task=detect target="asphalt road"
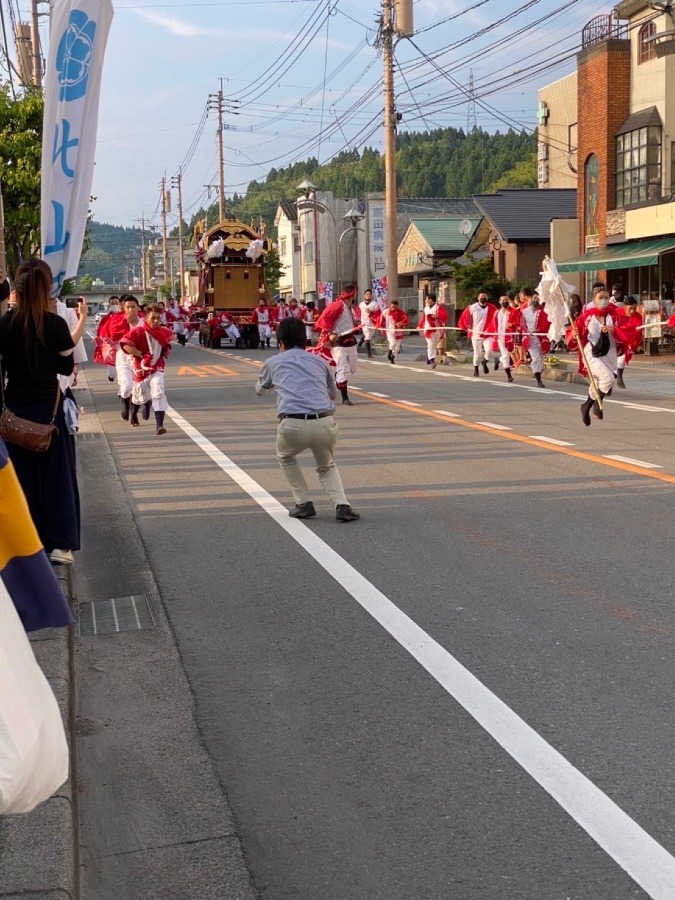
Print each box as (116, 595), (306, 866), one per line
(80, 340), (675, 900)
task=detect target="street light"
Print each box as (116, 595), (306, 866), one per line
(296, 180), (340, 302)
(339, 207), (365, 290)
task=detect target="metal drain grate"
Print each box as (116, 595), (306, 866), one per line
(78, 594), (155, 636)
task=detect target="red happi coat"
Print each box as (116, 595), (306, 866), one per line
(251, 305), (271, 326)
(521, 307), (551, 353)
(315, 297), (360, 338)
(565, 303), (638, 375)
(382, 306), (409, 339)
(457, 302), (498, 340)
(94, 312), (137, 366)
(616, 308), (643, 363)
(419, 303), (449, 338)
(120, 322), (174, 382)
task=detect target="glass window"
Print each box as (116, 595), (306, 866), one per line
(303, 241), (313, 265)
(638, 21), (656, 64)
(615, 123), (662, 207)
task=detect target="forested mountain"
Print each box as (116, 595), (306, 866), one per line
(224, 126), (535, 225)
(78, 221), (156, 285)
(81, 126), (536, 283)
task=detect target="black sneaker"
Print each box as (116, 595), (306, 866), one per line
(289, 502), (316, 519)
(336, 504), (360, 522)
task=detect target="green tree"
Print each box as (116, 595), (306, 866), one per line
(264, 246), (285, 295)
(450, 257), (511, 304)
(0, 86), (43, 274)
(489, 153), (537, 191)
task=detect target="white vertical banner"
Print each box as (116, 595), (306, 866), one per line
(40, 0), (114, 295)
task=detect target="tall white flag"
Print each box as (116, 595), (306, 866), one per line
(40, 0), (114, 295)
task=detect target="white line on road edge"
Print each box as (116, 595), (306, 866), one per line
(167, 403), (675, 900)
(529, 436), (575, 446)
(398, 400), (422, 407)
(432, 410), (460, 417)
(603, 455), (663, 469)
(475, 421), (512, 430)
(369, 391), (389, 398)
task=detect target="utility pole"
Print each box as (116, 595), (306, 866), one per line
(137, 215), (147, 292)
(207, 89), (240, 223)
(379, 0), (413, 307)
(381, 0), (398, 306)
(30, 0), (41, 88)
(171, 169), (185, 299)
(208, 90), (225, 222)
(160, 177), (169, 285)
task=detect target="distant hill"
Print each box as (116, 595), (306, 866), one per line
(81, 126), (536, 282)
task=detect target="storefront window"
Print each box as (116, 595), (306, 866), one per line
(616, 126), (661, 206)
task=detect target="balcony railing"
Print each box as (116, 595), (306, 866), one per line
(582, 14), (628, 49)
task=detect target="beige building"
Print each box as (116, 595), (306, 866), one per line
(536, 73), (578, 189)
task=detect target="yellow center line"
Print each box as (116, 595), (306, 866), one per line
(181, 345), (263, 369)
(365, 393), (675, 486)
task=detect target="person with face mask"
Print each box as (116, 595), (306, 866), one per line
(570, 288), (639, 426)
(457, 290), (498, 376)
(520, 290), (550, 388)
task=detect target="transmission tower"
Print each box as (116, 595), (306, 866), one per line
(466, 70), (477, 132)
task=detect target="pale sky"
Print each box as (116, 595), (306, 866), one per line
(31, 0), (608, 229)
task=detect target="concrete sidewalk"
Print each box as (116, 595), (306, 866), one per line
(0, 369), (259, 900)
(0, 568), (79, 900)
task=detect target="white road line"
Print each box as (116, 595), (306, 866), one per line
(350, 386), (363, 391)
(369, 391), (389, 398)
(475, 421), (512, 430)
(529, 436), (575, 446)
(620, 404), (664, 413)
(603, 455), (663, 469)
(432, 410), (460, 417)
(398, 400), (422, 407)
(167, 403), (675, 900)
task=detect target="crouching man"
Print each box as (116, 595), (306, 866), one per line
(255, 317), (360, 522)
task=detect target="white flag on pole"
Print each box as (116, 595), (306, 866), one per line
(40, 0), (114, 295)
(536, 256), (576, 344)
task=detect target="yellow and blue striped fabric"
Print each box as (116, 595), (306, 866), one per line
(0, 439), (73, 631)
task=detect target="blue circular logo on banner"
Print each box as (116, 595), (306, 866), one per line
(56, 10), (96, 102)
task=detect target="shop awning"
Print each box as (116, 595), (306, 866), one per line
(557, 237), (675, 272)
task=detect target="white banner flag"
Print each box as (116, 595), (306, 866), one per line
(40, 0), (114, 295)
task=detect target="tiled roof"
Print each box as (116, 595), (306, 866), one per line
(472, 189), (577, 242)
(410, 217), (481, 254)
(395, 198), (479, 241)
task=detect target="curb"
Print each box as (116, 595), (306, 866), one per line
(0, 568), (78, 900)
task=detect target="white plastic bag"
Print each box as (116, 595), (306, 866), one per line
(0, 577), (69, 814)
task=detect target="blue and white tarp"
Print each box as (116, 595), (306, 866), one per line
(40, 0), (114, 296)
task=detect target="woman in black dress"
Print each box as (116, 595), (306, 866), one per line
(0, 258), (80, 565)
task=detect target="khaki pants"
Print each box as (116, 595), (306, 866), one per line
(276, 416), (347, 506)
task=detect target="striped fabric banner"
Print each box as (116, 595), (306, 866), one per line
(0, 441), (73, 632)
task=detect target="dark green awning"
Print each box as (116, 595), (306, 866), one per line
(557, 237), (675, 272)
